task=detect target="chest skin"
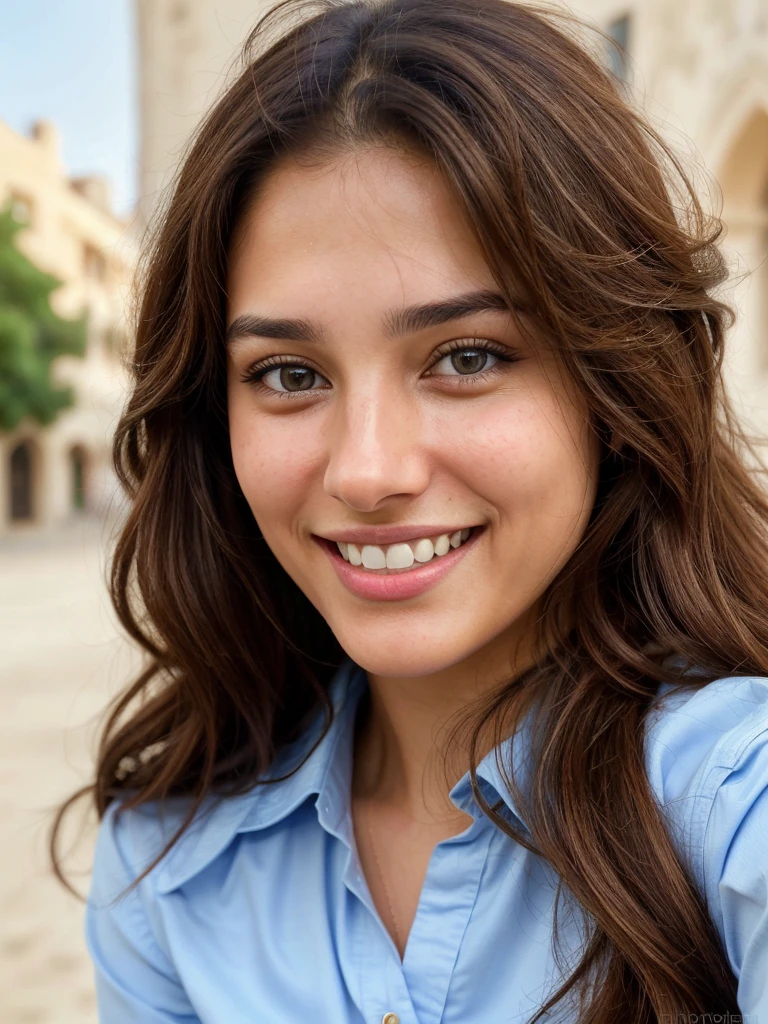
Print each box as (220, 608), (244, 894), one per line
(351, 793), (475, 960)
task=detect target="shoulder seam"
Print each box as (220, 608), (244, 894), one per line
(699, 717), (768, 915)
(108, 804), (178, 972)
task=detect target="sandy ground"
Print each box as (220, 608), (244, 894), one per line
(0, 518), (142, 1024)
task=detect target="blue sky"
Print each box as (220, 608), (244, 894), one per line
(0, 0), (138, 217)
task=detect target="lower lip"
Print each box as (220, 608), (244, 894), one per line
(316, 528), (484, 602)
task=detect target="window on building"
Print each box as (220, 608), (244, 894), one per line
(84, 243), (107, 282)
(9, 192), (33, 224)
(606, 14), (632, 82)
(9, 441), (34, 521)
(69, 446), (87, 512)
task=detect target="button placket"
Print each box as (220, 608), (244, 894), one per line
(401, 822), (495, 1024)
(354, 902), (417, 1024)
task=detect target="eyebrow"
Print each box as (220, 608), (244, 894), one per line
(225, 288), (515, 346)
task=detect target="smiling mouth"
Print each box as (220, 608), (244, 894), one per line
(318, 526), (480, 574)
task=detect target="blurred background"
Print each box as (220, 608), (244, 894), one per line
(0, 1), (766, 1020)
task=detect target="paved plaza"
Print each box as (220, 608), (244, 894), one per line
(0, 519), (141, 1023)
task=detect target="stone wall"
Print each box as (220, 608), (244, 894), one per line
(136, 0), (768, 437)
(0, 119), (136, 534)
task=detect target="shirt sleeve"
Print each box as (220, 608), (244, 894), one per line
(86, 800), (201, 1023)
(704, 729), (768, 1017)
(646, 676), (768, 1018)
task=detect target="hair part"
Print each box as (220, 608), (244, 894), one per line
(53, 2), (768, 1021)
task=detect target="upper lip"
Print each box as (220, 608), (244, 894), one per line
(316, 524), (479, 546)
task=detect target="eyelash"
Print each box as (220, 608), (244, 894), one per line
(238, 338), (520, 400)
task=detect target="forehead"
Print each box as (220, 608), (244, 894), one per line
(226, 147), (499, 308)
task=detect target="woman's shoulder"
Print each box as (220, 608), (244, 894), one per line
(92, 772), (317, 901)
(643, 672), (768, 989)
(91, 663), (365, 898)
(90, 791), (249, 899)
(644, 672), (768, 812)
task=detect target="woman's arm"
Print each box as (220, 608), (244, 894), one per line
(646, 675), (768, 1017)
(705, 731), (768, 1017)
(86, 801), (201, 1023)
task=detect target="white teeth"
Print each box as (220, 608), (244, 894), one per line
(434, 534), (451, 556)
(333, 528), (475, 572)
(412, 537), (435, 563)
(361, 545), (387, 569)
(386, 542), (415, 569)
(347, 543), (362, 566)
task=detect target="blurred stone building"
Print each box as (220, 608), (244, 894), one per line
(0, 119), (136, 535)
(137, 0), (768, 437)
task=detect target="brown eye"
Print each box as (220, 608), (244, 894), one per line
(278, 366), (315, 391)
(450, 349), (489, 375)
(241, 357), (332, 397)
(259, 365), (319, 392)
(430, 346), (501, 377)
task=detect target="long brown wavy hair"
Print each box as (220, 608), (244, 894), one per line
(53, 1), (768, 1020)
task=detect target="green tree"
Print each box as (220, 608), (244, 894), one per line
(0, 205), (86, 430)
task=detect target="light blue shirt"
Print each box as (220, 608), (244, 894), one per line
(86, 659), (768, 1022)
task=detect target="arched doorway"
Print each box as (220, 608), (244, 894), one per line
(717, 105), (768, 434)
(69, 445), (88, 512)
(9, 442), (34, 521)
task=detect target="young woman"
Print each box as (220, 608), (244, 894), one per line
(58, 0), (768, 1021)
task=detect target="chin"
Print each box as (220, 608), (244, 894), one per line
(330, 624), (487, 681)
(342, 648), (459, 680)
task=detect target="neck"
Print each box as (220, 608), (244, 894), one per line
(351, 624), (536, 823)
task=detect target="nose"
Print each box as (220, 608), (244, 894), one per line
(323, 386), (430, 512)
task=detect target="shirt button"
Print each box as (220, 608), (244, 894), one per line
(381, 1015), (400, 1024)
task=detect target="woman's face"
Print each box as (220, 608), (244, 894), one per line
(226, 147), (599, 681)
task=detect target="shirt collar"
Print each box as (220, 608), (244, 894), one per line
(156, 657), (365, 893)
(156, 658), (534, 894)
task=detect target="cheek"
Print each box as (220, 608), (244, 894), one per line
(437, 387), (596, 526)
(228, 399), (323, 524)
